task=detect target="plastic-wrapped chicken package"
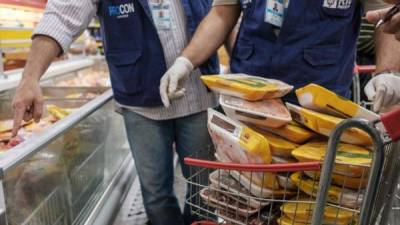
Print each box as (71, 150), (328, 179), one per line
(286, 103), (372, 146)
(291, 141), (371, 178)
(256, 121), (316, 144)
(253, 127), (300, 158)
(201, 74), (293, 101)
(208, 170), (270, 209)
(290, 172), (363, 209)
(304, 171), (368, 189)
(207, 109), (279, 189)
(0, 119), (32, 133)
(296, 84), (379, 121)
(280, 200), (355, 225)
(220, 95), (291, 128)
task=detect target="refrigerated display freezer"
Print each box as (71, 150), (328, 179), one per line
(0, 59), (135, 225)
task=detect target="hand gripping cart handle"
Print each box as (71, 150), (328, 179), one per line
(311, 107), (400, 225)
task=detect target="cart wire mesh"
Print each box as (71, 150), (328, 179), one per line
(185, 146), (372, 225)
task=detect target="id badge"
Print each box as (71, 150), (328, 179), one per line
(149, 0), (172, 30)
(264, 0), (284, 27)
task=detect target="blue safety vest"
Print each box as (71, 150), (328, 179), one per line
(98, 0), (218, 107)
(231, 0), (362, 102)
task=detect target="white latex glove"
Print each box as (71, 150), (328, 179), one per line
(159, 56), (194, 107)
(365, 73), (400, 112)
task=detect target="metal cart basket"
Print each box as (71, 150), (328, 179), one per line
(184, 107), (400, 225)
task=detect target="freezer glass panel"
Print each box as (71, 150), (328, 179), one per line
(2, 101), (130, 225)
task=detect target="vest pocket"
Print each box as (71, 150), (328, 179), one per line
(304, 44), (341, 66)
(106, 51), (143, 95)
(234, 43), (254, 60)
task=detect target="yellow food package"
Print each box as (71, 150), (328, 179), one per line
(201, 74), (293, 101)
(23, 117), (55, 133)
(0, 120), (14, 133)
(256, 121), (316, 144)
(291, 172), (363, 208)
(0, 119), (32, 133)
(281, 200), (355, 225)
(277, 216), (310, 225)
(286, 103), (372, 146)
(208, 109), (279, 189)
(291, 141), (371, 178)
(253, 128), (299, 158)
(296, 84), (379, 121)
(304, 171), (368, 190)
(47, 105), (70, 120)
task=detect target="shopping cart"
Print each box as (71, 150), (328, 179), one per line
(313, 107), (400, 225)
(184, 107), (400, 225)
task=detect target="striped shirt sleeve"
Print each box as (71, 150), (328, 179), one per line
(364, 0), (389, 11)
(33, 0), (98, 53)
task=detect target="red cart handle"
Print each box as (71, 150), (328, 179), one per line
(381, 107), (400, 142)
(354, 65), (376, 74)
(184, 158), (321, 172)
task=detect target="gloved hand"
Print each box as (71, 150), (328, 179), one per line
(365, 73), (400, 112)
(159, 56), (194, 107)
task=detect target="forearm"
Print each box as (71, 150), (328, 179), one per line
(224, 13), (241, 56)
(22, 36), (61, 82)
(182, 5), (241, 67)
(375, 29), (400, 73)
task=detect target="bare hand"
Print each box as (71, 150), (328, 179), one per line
(11, 77), (44, 137)
(366, 4), (400, 40)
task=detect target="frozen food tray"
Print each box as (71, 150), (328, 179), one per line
(286, 103), (372, 146)
(296, 83), (379, 120)
(220, 95), (291, 128)
(201, 74), (293, 101)
(208, 170), (270, 209)
(207, 109), (278, 189)
(0, 98), (90, 120)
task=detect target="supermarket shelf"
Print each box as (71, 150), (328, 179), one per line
(0, 58), (95, 92)
(0, 89), (113, 174)
(0, 27), (33, 50)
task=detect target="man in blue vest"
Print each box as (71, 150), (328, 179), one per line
(11, 1), (218, 225)
(161, 0), (400, 112)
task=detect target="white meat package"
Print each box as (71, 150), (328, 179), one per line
(207, 109), (279, 189)
(219, 95), (291, 128)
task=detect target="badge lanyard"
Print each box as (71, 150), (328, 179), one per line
(149, 0), (172, 30)
(264, 0), (289, 27)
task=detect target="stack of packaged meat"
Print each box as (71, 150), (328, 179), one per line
(201, 74), (376, 224)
